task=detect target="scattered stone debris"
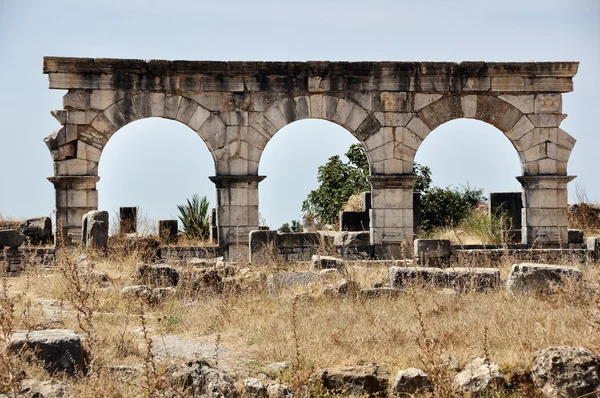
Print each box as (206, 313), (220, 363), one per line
(8, 329), (84, 375)
(313, 364), (389, 397)
(390, 368), (433, 396)
(531, 346), (600, 398)
(506, 263), (582, 294)
(453, 357), (505, 397)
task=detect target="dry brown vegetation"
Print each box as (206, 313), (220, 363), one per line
(1, 236), (599, 397)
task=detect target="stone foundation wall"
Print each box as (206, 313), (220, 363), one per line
(157, 246), (222, 261)
(1, 247), (56, 274)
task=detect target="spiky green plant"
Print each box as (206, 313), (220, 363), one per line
(177, 194), (210, 240)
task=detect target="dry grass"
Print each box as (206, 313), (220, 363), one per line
(1, 238), (599, 396)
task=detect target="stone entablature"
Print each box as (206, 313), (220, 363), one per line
(43, 57), (578, 258)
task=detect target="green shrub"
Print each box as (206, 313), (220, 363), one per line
(177, 194), (210, 240)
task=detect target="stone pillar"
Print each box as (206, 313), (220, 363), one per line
(517, 176), (575, 247)
(48, 176), (99, 246)
(368, 174), (419, 259)
(120, 207), (137, 233)
(158, 220), (178, 242)
(209, 175), (265, 261)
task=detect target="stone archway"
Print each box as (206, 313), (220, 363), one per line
(405, 94), (576, 246)
(43, 58), (579, 257)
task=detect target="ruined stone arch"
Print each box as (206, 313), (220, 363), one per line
(249, 95), (378, 169)
(43, 58), (580, 254)
(405, 94), (576, 177)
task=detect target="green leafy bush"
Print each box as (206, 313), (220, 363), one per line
(177, 194), (210, 240)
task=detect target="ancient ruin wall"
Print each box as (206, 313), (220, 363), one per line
(43, 58), (578, 258)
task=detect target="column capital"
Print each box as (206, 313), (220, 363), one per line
(516, 175), (575, 189)
(209, 175), (266, 188)
(47, 175), (100, 189)
(368, 174), (419, 189)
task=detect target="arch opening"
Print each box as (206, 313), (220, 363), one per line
(97, 117), (216, 234)
(258, 119), (365, 230)
(413, 118), (523, 243)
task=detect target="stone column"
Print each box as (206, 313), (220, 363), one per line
(517, 175), (575, 247)
(48, 176), (100, 246)
(368, 174), (419, 259)
(209, 175), (265, 261)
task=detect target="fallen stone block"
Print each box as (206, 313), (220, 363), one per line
(137, 263), (180, 287)
(334, 231), (370, 246)
(532, 346), (600, 398)
(266, 383), (294, 398)
(310, 255), (344, 272)
(414, 239), (451, 265)
(8, 329), (84, 375)
(243, 377), (266, 397)
(568, 229), (584, 244)
(506, 263), (582, 294)
(249, 229), (278, 264)
(453, 357), (505, 397)
(360, 287), (401, 299)
(389, 266), (444, 288)
(313, 364), (389, 396)
(443, 267), (501, 292)
(18, 217), (53, 245)
(0, 229), (25, 248)
(389, 266), (500, 291)
(171, 359), (238, 398)
(82, 210), (109, 250)
(390, 368), (433, 396)
(266, 272), (320, 296)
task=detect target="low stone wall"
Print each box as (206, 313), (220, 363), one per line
(451, 248), (593, 266)
(157, 246), (222, 261)
(1, 247), (56, 274)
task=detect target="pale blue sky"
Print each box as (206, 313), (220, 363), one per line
(0, 0), (598, 229)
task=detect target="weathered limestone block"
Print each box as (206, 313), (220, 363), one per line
(390, 368), (433, 396)
(531, 346), (600, 398)
(453, 357), (505, 397)
(82, 210), (109, 250)
(266, 383), (294, 398)
(389, 266), (500, 291)
(313, 365), (389, 396)
(18, 217), (53, 245)
(266, 272), (320, 296)
(0, 229), (25, 248)
(567, 229), (584, 244)
(8, 329), (84, 375)
(243, 377), (266, 397)
(588, 237), (600, 262)
(310, 255), (344, 272)
(414, 239), (451, 265)
(137, 263), (180, 287)
(249, 230), (278, 264)
(158, 219), (178, 242)
(119, 207), (137, 233)
(389, 266), (444, 288)
(170, 359), (238, 398)
(506, 263), (582, 294)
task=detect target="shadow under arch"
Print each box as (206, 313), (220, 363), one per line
(97, 117), (216, 229)
(258, 118), (364, 229)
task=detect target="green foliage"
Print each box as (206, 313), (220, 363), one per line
(419, 184), (485, 231)
(177, 194), (210, 240)
(302, 144), (370, 225)
(279, 220), (303, 233)
(413, 162), (432, 195)
(457, 208), (512, 244)
(303, 143), (483, 231)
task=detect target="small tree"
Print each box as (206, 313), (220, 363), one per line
(302, 144), (370, 226)
(279, 220), (303, 233)
(177, 194), (210, 240)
